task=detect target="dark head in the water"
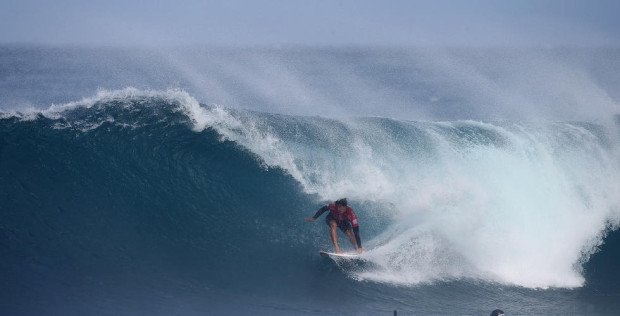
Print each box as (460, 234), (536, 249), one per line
(490, 309), (504, 316)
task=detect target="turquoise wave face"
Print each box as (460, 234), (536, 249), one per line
(1, 91), (620, 315)
(0, 99), (326, 315)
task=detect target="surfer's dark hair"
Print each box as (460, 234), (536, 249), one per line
(335, 198), (348, 207)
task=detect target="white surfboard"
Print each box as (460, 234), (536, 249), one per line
(319, 250), (360, 259)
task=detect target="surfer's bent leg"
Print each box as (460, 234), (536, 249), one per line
(344, 228), (358, 250)
(326, 216), (341, 253)
(339, 220), (357, 250)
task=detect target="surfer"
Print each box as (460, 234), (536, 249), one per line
(305, 198), (363, 254)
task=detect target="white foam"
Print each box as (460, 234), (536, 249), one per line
(191, 106), (620, 289)
(9, 88), (619, 289)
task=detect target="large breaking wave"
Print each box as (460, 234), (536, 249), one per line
(2, 88), (620, 293)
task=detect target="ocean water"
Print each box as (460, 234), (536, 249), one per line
(1, 46), (620, 315)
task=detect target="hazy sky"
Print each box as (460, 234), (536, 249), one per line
(1, 0), (619, 46)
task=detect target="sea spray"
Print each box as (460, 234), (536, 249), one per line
(4, 88), (620, 288)
(187, 100), (620, 288)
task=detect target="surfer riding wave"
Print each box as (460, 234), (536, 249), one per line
(305, 198), (363, 254)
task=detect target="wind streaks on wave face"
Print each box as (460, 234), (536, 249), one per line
(5, 88), (620, 290)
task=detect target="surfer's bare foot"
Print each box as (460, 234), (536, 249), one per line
(356, 248), (364, 254)
(335, 246), (342, 254)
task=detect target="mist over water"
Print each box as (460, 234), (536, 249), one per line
(2, 46), (620, 314)
(2, 46), (619, 123)
(182, 97), (620, 289)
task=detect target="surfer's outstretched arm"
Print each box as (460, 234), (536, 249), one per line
(345, 228), (363, 253)
(305, 205), (328, 222)
(344, 229), (357, 249)
(353, 227), (362, 248)
(353, 227), (363, 253)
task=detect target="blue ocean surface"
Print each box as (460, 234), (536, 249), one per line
(1, 46), (620, 315)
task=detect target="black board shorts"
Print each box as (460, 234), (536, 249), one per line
(325, 213), (352, 232)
